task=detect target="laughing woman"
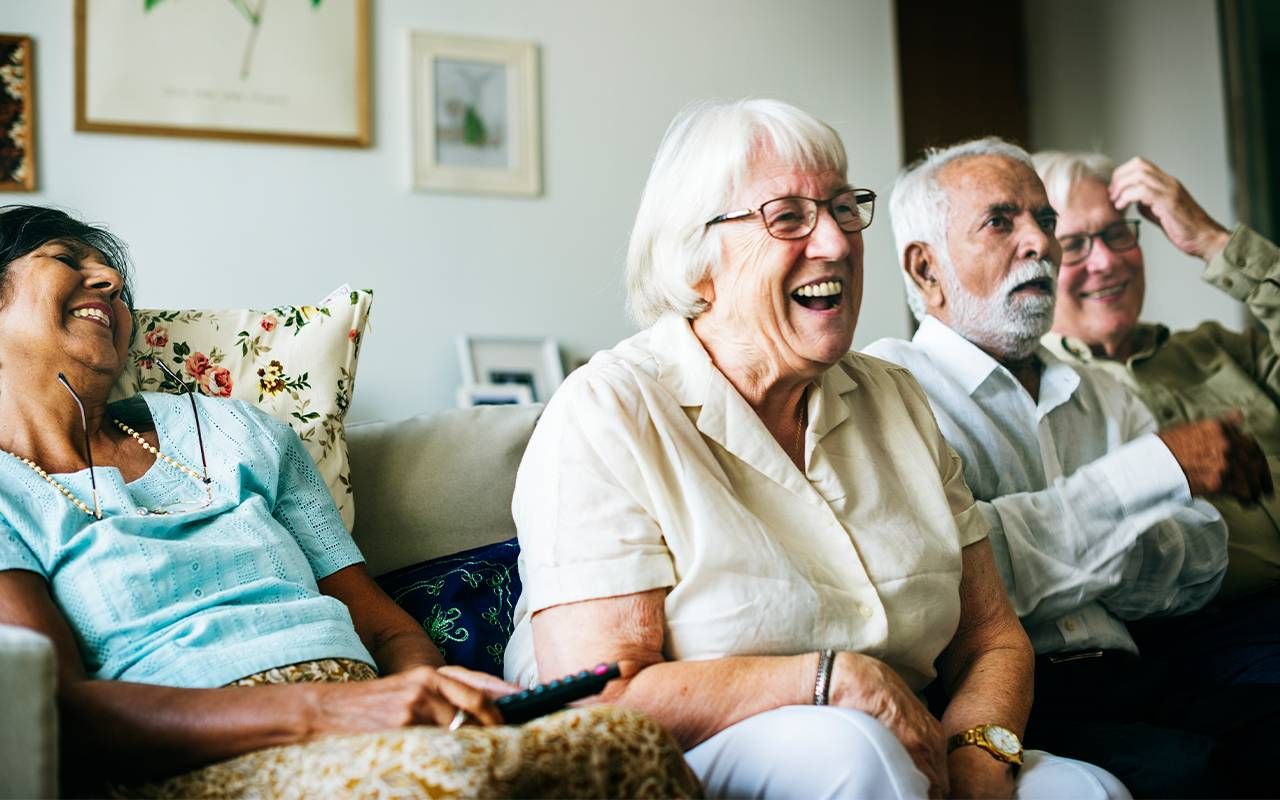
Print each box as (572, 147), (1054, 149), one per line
(504, 100), (1128, 799)
(0, 205), (699, 798)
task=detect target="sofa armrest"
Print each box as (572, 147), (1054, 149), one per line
(0, 623), (58, 799)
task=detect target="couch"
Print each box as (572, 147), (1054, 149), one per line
(0, 403), (542, 799)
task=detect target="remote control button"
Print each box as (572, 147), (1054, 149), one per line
(593, 663), (609, 675)
(533, 686), (546, 694)
(577, 670), (589, 679)
(547, 680), (561, 689)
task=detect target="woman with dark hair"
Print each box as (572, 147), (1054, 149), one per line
(0, 205), (699, 798)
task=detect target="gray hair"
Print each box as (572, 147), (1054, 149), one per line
(1032, 150), (1116, 212)
(625, 98), (848, 327)
(889, 137), (1036, 321)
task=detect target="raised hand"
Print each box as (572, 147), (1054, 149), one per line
(830, 651), (949, 798)
(1158, 413), (1274, 503)
(307, 665), (504, 734)
(1109, 157), (1231, 262)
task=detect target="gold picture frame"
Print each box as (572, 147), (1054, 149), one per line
(75, 0), (370, 148)
(410, 32), (541, 195)
(0, 34), (36, 192)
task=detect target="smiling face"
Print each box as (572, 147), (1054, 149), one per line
(1051, 178), (1145, 357)
(934, 155), (1061, 360)
(692, 149), (863, 381)
(0, 239), (133, 381)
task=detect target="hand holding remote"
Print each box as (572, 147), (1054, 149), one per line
(496, 663), (621, 724)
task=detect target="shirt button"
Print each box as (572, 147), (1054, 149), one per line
(1222, 277), (1234, 288)
(191, 562), (201, 572)
(858, 604), (873, 619)
(1161, 408), (1175, 420)
(1063, 619), (1077, 632)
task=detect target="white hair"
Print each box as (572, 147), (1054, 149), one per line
(625, 98), (848, 327)
(889, 137), (1036, 321)
(1032, 150), (1116, 212)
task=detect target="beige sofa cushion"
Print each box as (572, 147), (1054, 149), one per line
(347, 405), (542, 575)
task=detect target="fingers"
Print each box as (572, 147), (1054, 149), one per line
(1161, 415), (1271, 503)
(428, 669), (505, 727)
(1109, 156), (1228, 259)
(438, 664), (521, 698)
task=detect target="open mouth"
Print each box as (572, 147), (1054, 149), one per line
(70, 306), (112, 329)
(1011, 277), (1053, 296)
(791, 279), (843, 311)
(1080, 282), (1128, 301)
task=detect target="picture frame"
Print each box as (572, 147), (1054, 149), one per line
(457, 336), (564, 404)
(74, 0), (370, 147)
(0, 34), (36, 192)
(409, 31), (541, 195)
(456, 382), (534, 408)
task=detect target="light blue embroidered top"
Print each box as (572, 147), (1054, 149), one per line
(0, 392), (374, 688)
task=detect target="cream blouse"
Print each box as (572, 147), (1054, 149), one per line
(503, 314), (989, 690)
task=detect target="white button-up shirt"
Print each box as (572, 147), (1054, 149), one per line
(865, 316), (1227, 655)
(504, 314), (989, 690)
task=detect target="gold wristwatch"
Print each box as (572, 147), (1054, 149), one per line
(946, 724), (1024, 771)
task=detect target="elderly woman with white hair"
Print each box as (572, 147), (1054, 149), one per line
(503, 99), (1126, 799)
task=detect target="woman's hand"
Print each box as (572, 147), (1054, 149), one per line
(829, 651), (949, 799)
(307, 665), (504, 734)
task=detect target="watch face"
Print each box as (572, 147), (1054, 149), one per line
(985, 726), (1022, 756)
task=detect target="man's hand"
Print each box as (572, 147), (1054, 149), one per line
(947, 745), (1016, 799)
(829, 651), (949, 798)
(1157, 413), (1274, 503)
(1110, 157), (1231, 262)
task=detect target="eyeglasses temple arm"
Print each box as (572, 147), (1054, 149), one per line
(153, 360), (211, 482)
(55, 373), (101, 520)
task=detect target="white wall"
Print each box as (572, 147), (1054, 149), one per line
(0, 0), (907, 422)
(1025, 0), (1242, 332)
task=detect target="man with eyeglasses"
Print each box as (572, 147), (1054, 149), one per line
(866, 138), (1278, 797)
(1035, 153), (1280, 605)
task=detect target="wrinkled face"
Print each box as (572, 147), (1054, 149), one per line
(936, 155), (1061, 360)
(1052, 178), (1145, 350)
(695, 150), (863, 377)
(0, 239), (133, 380)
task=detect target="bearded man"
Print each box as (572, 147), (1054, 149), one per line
(865, 138), (1273, 797)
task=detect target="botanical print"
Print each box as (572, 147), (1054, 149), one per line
(111, 289), (373, 530)
(144, 0), (327, 81)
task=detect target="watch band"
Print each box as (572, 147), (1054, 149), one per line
(813, 649), (835, 706)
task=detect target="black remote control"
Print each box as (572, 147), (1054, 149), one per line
(496, 662), (621, 724)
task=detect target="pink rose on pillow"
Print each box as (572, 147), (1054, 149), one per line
(143, 327), (169, 348)
(260, 315), (278, 332)
(200, 366), (233, 398)
(185, 353), (211, 379)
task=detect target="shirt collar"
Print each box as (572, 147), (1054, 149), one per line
(1042, 323), (1168, 366)
(915, 315), (1085, 414)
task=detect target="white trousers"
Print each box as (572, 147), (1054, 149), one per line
(684, 706), (1131, 800)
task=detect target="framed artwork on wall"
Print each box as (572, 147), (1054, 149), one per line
(456, 383), (534, 408)
(410, 32), (541, 195)
(456, 336), (564, 404)
(74, 0), (370, 147)
(0, 34), (35, 192)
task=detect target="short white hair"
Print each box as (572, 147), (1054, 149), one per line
(889, 137), (1036, 321)
(625, 98), (848, 327)
(1032, 150), (1116, 212)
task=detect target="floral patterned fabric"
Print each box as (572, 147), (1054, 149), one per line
(110, 287), (372, 530)
(376, 539), (521, 677)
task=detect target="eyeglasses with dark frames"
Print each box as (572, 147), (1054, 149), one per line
(705, 188), (877, 240)
(1057, 220), (1141, 267)
(56, 362), (212, 518)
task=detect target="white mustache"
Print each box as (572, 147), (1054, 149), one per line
(1000, 259), (1058, 298)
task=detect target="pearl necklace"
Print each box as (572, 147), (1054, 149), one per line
(0, 420), (212, 519)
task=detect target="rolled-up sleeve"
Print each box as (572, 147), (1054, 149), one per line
(513, 368), (677, 613)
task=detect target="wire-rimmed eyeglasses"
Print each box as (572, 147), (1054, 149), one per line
(1057, 220), (1141, 267)
(57, 360), (212, 518)
(705, 188), (877, 240)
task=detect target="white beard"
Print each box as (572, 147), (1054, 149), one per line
(940, 253), (1058, 361)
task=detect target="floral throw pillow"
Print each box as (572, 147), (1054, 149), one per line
(109, 287), (373, 530)
(375, 538), (522, 677)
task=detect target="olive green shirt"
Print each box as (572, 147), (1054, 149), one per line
(1043, 224), (1280, 601)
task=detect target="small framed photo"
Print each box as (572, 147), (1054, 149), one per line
(74, 0), (370, 147)
(0, 34), (35, 191)
(456, 382), (534, 408)
(457, 336), (564, 404)
(409, 31), (541, 195)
